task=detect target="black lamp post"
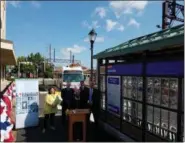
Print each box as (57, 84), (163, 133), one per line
(88, 29), (97, 82)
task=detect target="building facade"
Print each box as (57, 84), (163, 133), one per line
(1, 0), (6, 39)
(0, 0), (16, 91)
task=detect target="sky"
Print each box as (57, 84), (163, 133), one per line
(5, 1), (182, 68)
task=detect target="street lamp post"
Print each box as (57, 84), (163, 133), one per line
(88, 29), (97, 82)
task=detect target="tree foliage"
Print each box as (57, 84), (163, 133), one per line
(11, 52), (54, 78)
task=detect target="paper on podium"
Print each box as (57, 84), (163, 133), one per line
(89, 112), (94, 123)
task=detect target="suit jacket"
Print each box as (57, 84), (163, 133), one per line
(79, 86), (89, 109)
(61, 88), (75, 109)
(90, 88), (100, 116)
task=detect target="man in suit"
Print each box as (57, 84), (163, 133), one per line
(79, 81), (89, 109)
(61, 81), (75, 124)
(87, 81), (100, 127)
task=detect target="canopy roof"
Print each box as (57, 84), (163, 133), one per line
(94, 24), (184, 59)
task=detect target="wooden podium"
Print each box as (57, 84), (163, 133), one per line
(67, 109), (90, 142)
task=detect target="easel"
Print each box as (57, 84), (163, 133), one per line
(67, 109), (90, 142)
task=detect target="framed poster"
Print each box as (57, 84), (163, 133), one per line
(107, 76), (121, 116)
(15, 79), (39, 129)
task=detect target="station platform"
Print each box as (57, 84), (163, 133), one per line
(16, 115), (119, 142)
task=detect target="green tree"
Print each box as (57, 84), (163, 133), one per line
(44, 63), (54, 78)
(11, 52), (54, 78)
(11, 56), (27, 75)
(27, 52), (44, 66)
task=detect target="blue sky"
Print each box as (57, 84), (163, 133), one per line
(6, 1), (170, 68)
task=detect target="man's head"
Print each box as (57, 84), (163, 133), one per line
(66, 81), (71, 88)
(80, 80), (85, 87)
(89, 81), (95, 88)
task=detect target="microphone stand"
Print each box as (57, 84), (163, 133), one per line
(74, 91), (80, 109)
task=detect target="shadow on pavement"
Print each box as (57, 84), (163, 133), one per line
(16, 115), (119, 142)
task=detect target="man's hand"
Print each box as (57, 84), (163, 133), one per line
(51, 104), (56, 108)
(88, 100), (93, 105)
(65, 109), (69, 115)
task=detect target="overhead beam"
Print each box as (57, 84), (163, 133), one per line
(46, 58), (81, 64)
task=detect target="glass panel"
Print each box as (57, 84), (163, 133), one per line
(161, 109), (169, 130)
(161, 78), (169, 107)
(169, 112), (177, 141)
(131, 77), (137, 100)
(127, 77), (132, 98)
(169, 78), (178, 109)
(138, 103), (142, 120)
(101, 93), (105, 110)
(123, 99), (127, 120)
(154, 107), (160, 127)
(181, 115), (184, 139)
(153, 107), (160, 135)
(128, 100), (132, 116)
(147, 105), (153, 131)
(169, 111), (177, 133)
(153, 78), (161, 105)
(147, 78), (153, 103)
(123, 99), (130, 121)
(137, 103), (142, 126)
(100, 76), (105, 92)
(123, 77), (128, 97)
(138, 77), (143, 101)
(130, 101), (137, 125)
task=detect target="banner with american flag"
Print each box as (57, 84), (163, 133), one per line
(0, 82), (16, 142)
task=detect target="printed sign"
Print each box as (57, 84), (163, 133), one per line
(107, 76), (120, 116)
(15, 79), (39, 129)
(107, 64), (142, 75)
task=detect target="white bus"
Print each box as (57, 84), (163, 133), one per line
(62, 65), (85, 89)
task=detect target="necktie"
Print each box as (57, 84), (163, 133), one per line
(89, 88), (92, 102)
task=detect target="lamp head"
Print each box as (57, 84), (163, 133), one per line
(88, 28), (97, 43)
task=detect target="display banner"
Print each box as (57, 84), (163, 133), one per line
(107, 76), (120, 116)
(146, 60), (184, 76)
(107, 64), (142, 75)
(15, 79), (39, 129)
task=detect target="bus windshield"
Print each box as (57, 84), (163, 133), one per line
(63, 70), (84, 82)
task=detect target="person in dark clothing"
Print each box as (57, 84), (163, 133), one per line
(61, 81), (75, 124)
(78, 81), (89, 109)
(88, 81), (101, 127)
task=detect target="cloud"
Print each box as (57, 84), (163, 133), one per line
(7, 1), (21, 8)
(60, 45), (86, 58)
(128, 18), (140, 28)
(84, 36), (105, 43)
(106, 19), (124, 32)
(7, 1), (41, 8)
(94, 7), (107, 18)
(117, 25), (124, 31)
(109, 1), (148, 18)
(82, 20), (100, 29)
(106, 19), (117, 32)
(31, 1), (41, 8)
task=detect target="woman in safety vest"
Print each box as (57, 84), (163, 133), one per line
(42, 87), (61, 133)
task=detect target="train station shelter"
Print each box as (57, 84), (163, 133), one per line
(0, 39), (16, 91)
(94, 24), (184, 142)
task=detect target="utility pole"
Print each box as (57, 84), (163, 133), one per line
(54, 48), (55, 62)
(49, 44), (51, 65)
(162, 0), (184, 29)
(72, 55), (74, 64)
(70, 51), (72, 63)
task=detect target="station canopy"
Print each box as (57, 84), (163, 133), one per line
(93, 24), (184, 59)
